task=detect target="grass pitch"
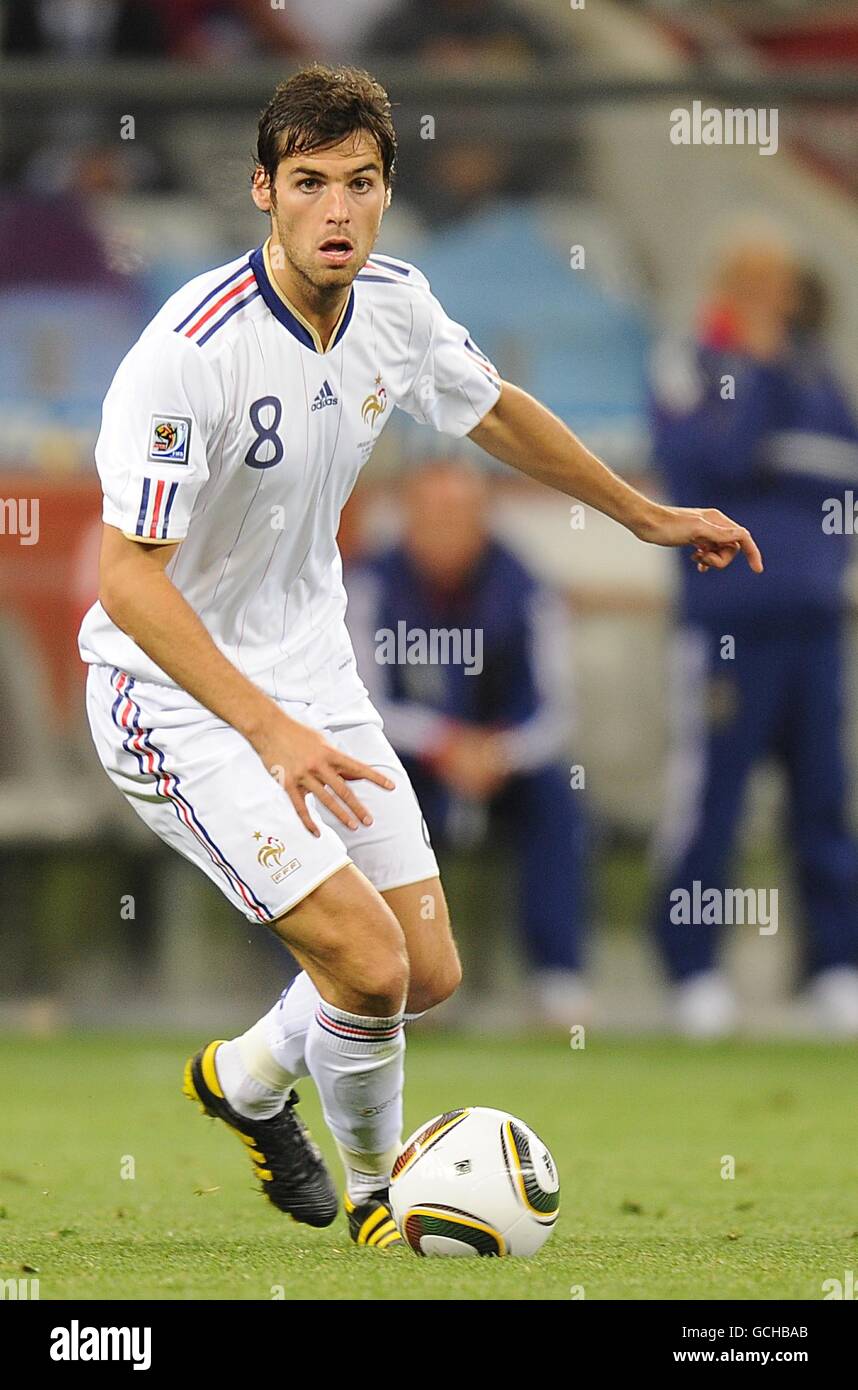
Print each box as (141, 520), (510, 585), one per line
(1, 1031), (856, 1301)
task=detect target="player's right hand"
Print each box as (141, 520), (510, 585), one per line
(252, 713), (395, 837)
(636, 505), (763, 573)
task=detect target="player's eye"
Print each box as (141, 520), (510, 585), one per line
(351, 178), (372, 192)
(298, 178), (321, 191)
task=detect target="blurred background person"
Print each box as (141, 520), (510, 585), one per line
(401, 135), (567, 232)
(365, 0), (553, 68)
(0, 0), (312, 63)
(363, 0), (563, 231)
(648, 234), (858, 1038)
(346, 460), (589, 1029)
(2, 0), (165, 56)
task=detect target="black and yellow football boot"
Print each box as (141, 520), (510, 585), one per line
(183, 1040), (338, 1228)
(345, 1188), (405, 1251)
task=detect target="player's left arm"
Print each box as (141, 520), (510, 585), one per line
(468, 380), (763, 574)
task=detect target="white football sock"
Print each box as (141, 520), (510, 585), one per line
(217, 974), (419, 1132)
(215, 973), (317, 1119)
(305, 998), (405, 1198)
(214, 1028), (293, 1120)
(264, 971), (319, 1078)
(335, 1138), (402, 1203)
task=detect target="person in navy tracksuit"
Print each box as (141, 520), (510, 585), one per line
(346, 460), (588, 1024)
(648, 239), (858, 1035)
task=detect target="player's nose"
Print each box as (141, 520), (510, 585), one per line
(324, 185), (350, 222)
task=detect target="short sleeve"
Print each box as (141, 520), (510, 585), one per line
(397, 291), (502, 437)
(95, 330), (221, 543)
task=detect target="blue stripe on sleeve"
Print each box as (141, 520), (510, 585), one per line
(195, 288), (261, 347)
(174, 260), (252, 333)
(135, 478), (150, 536)
(161, 481), (178, 538)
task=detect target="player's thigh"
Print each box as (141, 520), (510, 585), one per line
(312, 720), (440, 894)
(85, 663), (354, 928)
(380, 875), (462, 1012)
(270, 862), (410, 1015)
(310, 721), (458, 1004)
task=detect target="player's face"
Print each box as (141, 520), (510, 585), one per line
(257, 133), (388, 294)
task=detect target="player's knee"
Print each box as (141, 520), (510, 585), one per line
(352, 943), (410, 1016)
(409, 951), (463, 1013)
(442, 954), (464, 1001)
(338, 895), (410, 1014)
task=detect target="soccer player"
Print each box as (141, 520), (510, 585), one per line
(79, 64), (762, 1250)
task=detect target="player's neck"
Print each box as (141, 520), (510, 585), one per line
(264, 237), (349, 353)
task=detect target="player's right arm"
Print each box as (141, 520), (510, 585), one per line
(93, 328), (392, 836)
(98, 526), (392, 835)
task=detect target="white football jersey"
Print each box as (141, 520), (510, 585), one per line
(78, 239), (502, 712)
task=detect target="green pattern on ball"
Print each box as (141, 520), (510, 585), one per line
(405, 1207), (504, 1256)
(509, 1121), (560, 1214)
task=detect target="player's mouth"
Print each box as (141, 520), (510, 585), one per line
(318, 237), (355, 267)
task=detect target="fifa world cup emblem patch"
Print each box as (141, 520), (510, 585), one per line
(148, 415), (192, 463)
(253, 833), (301, 884)
(361, 374), (388, 427)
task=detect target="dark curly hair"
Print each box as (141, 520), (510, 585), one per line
(256, 64), (397, 192)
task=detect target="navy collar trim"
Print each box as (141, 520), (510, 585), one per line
(249, 244), (355, 353)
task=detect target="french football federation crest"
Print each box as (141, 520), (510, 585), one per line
(148, 415), (191, 463)
(253, 833), (301, 885)
(361, 374), (387, 427)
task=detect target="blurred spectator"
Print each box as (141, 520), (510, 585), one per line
(0, 178), (145, 471)
(0, 0), (310, 64)
(403, 138), (548, 230)
(264, 0), (406, 62)
(21, 121), (166, 196)
(149, 0), (305, 61)
(367, 0), (554, 68)
(346, 461), (589, 1027)
(648, 235), (858, 1037)
(0, 191), (133, 291)
(0, 0), (172, 205)
(2, 0), (166, 55)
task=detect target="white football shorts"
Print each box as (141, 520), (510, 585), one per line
(85, 664), (439, 924)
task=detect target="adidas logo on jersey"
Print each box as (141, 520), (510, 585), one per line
(311, 380), (338, 412)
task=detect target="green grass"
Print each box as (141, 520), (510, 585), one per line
(1, 1032), (856, 1300)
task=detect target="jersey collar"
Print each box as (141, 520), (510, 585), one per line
(250, 239), (354, 353)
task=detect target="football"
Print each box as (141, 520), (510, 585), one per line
(388, 1107), (560, 1257)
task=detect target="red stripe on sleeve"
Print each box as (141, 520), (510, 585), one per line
(148, 479), (165, 538)
(184, 273), (256, 338)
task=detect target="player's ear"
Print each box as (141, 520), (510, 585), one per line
(384, 185), (392, 209)
(251, 164), (273, 213)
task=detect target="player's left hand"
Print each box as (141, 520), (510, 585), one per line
(636, 505), (764, 574)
